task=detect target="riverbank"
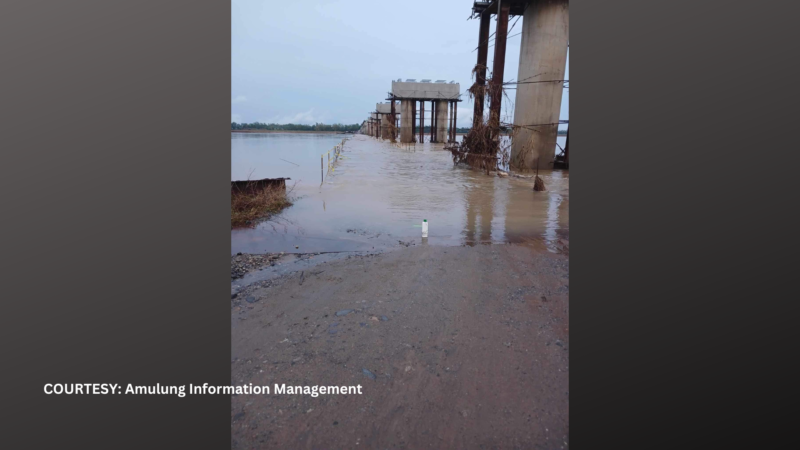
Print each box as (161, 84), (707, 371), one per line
(230, 242), (569, 448)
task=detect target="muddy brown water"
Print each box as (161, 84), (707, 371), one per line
(231, 133), (568, 254)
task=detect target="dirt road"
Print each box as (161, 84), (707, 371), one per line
(231, 243), (569, 448)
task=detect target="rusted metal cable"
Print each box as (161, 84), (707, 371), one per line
(503, 79), (568, 85)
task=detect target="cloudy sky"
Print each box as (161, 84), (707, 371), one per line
(232, 0), (568, 128)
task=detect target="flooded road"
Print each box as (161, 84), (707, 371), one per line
(231, 133), (568, 254)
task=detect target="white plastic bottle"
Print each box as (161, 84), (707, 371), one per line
(422, 219), (428, 238)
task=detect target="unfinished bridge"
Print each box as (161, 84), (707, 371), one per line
(361, 0), (569, 170)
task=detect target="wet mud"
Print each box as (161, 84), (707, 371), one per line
(231, 244), (569, 449)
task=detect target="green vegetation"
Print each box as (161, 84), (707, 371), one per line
(232, 122), (361, 132)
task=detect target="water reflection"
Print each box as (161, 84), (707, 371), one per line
(544, 171), (565, 252)
(231, 134), (568, 254)
(464, 180), (495, 246)
(503, 169), (569, 251)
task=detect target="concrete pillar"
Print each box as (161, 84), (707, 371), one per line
(436, 100), (448, 143)
(400, 100), (414, 143)
(511, 0), (569, 170)
(381, 114), (392, 139)
(448, 101), (454, 142)
(453, 101), (458, 141)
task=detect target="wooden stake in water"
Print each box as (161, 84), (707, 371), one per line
(321, 155), (323, 183)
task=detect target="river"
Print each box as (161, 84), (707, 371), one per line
(231, 132), (568, 255)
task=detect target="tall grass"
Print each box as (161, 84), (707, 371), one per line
(231, 183), (292, 228)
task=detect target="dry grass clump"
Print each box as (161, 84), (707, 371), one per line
(450, 66), (514, 174)
(231, 183), (292, 228)
(448, 121), (510, 174)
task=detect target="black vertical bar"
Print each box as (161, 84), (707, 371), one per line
(431, 101), (436, 142)
(412, 100), (417, 139)
(489, 2), (510, 137)
(420, 101), (425, 143)
(474, 12), (491, 128)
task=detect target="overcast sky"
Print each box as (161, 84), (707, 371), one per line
(232, 0), (568, 128)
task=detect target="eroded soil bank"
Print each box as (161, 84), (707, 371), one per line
(231, 242), (568, 449)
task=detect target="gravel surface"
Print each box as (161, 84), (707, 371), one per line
(230, 242), (569, 449)
(231, 253), (281, 280)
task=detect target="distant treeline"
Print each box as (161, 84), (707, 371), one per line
(232, 122), (361, 131)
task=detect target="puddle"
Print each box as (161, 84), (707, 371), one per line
(230, 250), (382, 294)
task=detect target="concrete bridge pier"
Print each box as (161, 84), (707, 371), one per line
(510, 0), (569, 170)
(435, 100), (448, 144)
(448, 101), (459, 142)
(453, 100), (458, 142)
(390, 80), (459, 144)
(400, 100), (414, 143)
(381, 114), (392, 139)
